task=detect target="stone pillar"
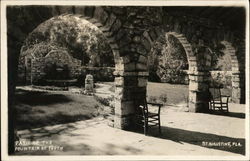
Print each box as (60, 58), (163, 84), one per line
(188, 48), (211, 113)
(232, 71), (245, 104)
(188, 71), (210, 112)
(113, 71), (148, 129)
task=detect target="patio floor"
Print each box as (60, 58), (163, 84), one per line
(15, 103), (245, 156)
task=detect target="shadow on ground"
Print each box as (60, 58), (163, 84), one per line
(14, 89), (101, 130)
(131, 126), (245, 155)
(16, 120), (142, 155)
(208, 111), (245, 119)
(15, 89), (72, 106)
(15, 112), (98, 130)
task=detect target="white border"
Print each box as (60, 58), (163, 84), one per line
(1, 0), (249, 161)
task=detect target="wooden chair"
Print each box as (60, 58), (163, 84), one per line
(135, 99), (162, 135)
(209, 87), (230, 112)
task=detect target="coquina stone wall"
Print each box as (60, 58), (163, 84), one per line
(18, 50), (82, 85)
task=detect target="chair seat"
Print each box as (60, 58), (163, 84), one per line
(212, 101), (228, 104)
(148, 112), (159, 117)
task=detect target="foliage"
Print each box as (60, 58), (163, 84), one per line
(94, 95), (114, 107)
(210, 71), (232, 89)
(21, 15), (115, 67)
(148, 34), (188, 84)
(211, 45), (232, 71)
(147, 94), (168, 105)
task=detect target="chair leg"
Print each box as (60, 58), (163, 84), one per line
(144, 118), (148, 135)
(158, 116), (161, 135)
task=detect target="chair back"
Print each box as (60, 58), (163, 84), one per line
(135, 98), (148, 117)
(209, 87), (222, 101)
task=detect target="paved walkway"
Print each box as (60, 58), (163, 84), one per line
(15, 103), (245, 156)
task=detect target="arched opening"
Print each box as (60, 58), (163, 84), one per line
(147, 32), (190, 110)
(143, 29), (208, 113)
(15, 14), (122, 132)
(210, 40), (245, 104)
(18, 14), (115, 86)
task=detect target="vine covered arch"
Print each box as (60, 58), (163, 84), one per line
(142, 28), (211, 112)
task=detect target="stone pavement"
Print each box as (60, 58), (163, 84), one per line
(16, 103), (245, 156)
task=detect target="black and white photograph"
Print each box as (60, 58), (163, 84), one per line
(1, 0), (249, 160)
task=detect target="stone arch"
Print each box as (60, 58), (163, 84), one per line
(18, 12), (122, 82)
(142, 29), (198, 71)
(142, 29), (210, 112)
(220, 41), (245, 103)
(15, 7), (135, 129)
(220, 41), (239, 71)
(166, 32), (197, 71)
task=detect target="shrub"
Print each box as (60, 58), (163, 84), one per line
(159, 94), (168, 104)
(148, 96), (157, 103)
(148, 95), (168, 105)
(94, 95), (114, 107)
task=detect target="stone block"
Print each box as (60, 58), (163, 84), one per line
(94, 7), (108, 24)
(124, 77), (138, 86)
(136, 44), (147, 56)
(232, 88), (242, 99)
(189, 81), (199, 91)
(189, 91), (198, 102)
(111, 19), (122, 34)
(231, 76), (240, 82)
(137, 77), (147, 87)
(124, 63), (136, 71)
(141, 37), (151, 51)
(84, 6), (95, 17)
(188, 102), (197, 112)
(138, 55), (147, 64)
(115, 86), (123, 99)
(188, 75), (204, 82)
(136, 63), (147, 71)
(232, 81), (240, 88)
(113, 115), (132, 130)
(105, 13), (116, 30)
(58, 6), (74, 14)
(115, 77), (124, 86)
(115, 29), (126, 41)
(114, 100), (134, 116)
(115, 62), (124, 71)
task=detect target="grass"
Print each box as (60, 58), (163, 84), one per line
(147, 82), (189, 105)
(14, 82), (189, 130)
(96, 81), (189, 105)
(14, 89), (101, 130)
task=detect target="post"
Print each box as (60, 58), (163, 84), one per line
(188, 47), (211, 113)
(113, 71), (148, 129)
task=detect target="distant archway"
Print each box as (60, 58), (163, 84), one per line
(220, 41), (245, 103)
(143, 29), (210, 112)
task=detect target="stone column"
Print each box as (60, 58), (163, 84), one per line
(188, 71), (210, 112)
(113, 73), (135, 130)
(113, 71), (148, 129)
(188, 49), (211, 113)
(232, 71), (245, 104)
